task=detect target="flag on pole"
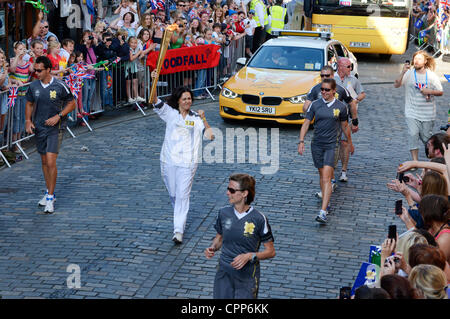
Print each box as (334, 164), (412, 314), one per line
(444, 74), (450, 82)
(7, 87), (18, 109)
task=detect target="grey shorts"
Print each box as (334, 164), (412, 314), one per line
(213, 264), (260, 299)
(405, 117), (434, 151)
(36, 129), (65, 155)
(311, 143), (340, 169)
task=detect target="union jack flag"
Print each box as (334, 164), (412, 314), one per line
(440, 0), (450, 8)
(64, 74), (82, 99)
(415, 82), (427, 89)
(150, 0), (165, 11)
(7, 86), (18, 109)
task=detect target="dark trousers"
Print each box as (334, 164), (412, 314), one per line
(252, 26), (266, 54)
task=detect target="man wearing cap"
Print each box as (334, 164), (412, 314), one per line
(243, 10), (258, 57)
(250, 0), (269, 53)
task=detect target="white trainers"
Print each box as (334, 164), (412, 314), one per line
(136, 96), (146, 102)
(339, 171), (348, 182)
(38, 191), (56, 206)
(38, 191), (48, 206)
(128, 98), (136, 103)
(44, 195), (55, 214)
(315, 180), (337, 199)
(315, 210), (328, 224)
(172, 232), (183, 244)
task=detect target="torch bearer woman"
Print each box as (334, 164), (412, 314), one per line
(149, 26), (214, 243)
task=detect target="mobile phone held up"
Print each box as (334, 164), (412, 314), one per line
(339, 286), (351, 299)
(388, 225), (397, 240)
(395, 200), (402, 215)
(397, 172), (409, 183)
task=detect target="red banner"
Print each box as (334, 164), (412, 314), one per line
(146, 44), (221, 75)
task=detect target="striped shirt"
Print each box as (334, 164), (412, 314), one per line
(10, 61), (31, 95)
(401, 68), (443, 121)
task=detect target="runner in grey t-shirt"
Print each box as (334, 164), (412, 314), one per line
(25, 56), (76, 214)
(204, 174), (275, 299)
(298, 78), (353, 225)
(302, 65), (358, 198)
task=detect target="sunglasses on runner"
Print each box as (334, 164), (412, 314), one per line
(320, 74), (331, 78)
(320, 87), (331, 92)
(227, 187), (243, 194)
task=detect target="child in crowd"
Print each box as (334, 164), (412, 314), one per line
(73, 51), (87, 124)
(126, 36), (145, 103)
(9, 41), (33, 147)
(243, 9), (257, 58)
(46, 40), (63, 77)
(137, 28), (156, 99)
(0, 49), (9, 143)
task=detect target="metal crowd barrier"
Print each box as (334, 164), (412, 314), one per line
(409, 14), (442, 57)
(1, 37), (247, 168)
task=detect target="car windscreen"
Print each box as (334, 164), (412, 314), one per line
(247, 45), (324, 71)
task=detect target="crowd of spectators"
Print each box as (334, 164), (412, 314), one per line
(1, 0), (262, 147)
(411, 0), (450, 54)
(353, 131), (450, 299)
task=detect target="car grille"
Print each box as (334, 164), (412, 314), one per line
(262, 97), (282, 106)
(241, 94), (260, 105)
(222, 107), (305, 120)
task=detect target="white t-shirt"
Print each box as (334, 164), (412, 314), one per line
(153, 99), (206, 168)
(401, 68), (443, 121)
(243, 18), (257, 36)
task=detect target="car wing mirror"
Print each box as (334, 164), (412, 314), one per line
(236, 57), (247, 66)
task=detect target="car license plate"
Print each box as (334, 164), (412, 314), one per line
(349, 42), (371, 48)
(246, 105), (275, 115)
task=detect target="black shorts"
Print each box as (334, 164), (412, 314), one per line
(36, 129), (65, 155)
(245, 35), (253, 50)
(126, 72), (138, 80)
(311, 142), (340, 169)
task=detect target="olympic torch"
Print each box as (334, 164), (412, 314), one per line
(149, 23), (179, 104)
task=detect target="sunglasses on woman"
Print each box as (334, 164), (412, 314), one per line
(227, 187), (243, 194)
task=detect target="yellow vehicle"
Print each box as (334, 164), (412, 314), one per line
(219, 30), (358, 124)
(312, 0), (411, 59)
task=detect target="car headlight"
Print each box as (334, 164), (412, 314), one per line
(288, 94), (307, 104)
(312, 24), (332, 32)
(221, 87), (238, 99)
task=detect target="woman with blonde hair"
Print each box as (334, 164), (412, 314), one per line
(409, 264), (448, 299)
(136, 13), (153, 37)
(397, 230), (429, 266)
(213, 7), (224, 24)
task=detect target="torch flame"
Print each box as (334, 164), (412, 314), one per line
(166, 23), (180, 32)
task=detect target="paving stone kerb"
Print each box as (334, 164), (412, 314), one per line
(0, 81), (448, 299)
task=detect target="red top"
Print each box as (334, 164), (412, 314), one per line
(47, 53), (62, 71)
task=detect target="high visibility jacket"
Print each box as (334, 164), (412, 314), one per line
(267, 5), (286, 34)
(250, 0), (269, 27)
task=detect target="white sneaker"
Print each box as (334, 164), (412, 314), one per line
(38, 191), (56, 206)
(315, 210), (328, 224)
(172, 232), (183, 244)
(315, 181), (337, 198)
(339, 171), (348, 182)
(44, 196), (55, 214)
(38, 191), (48, 206)
(136, 96), (146, 102)
(331, 179), (337, 192)
(128, 98), (136, 103)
